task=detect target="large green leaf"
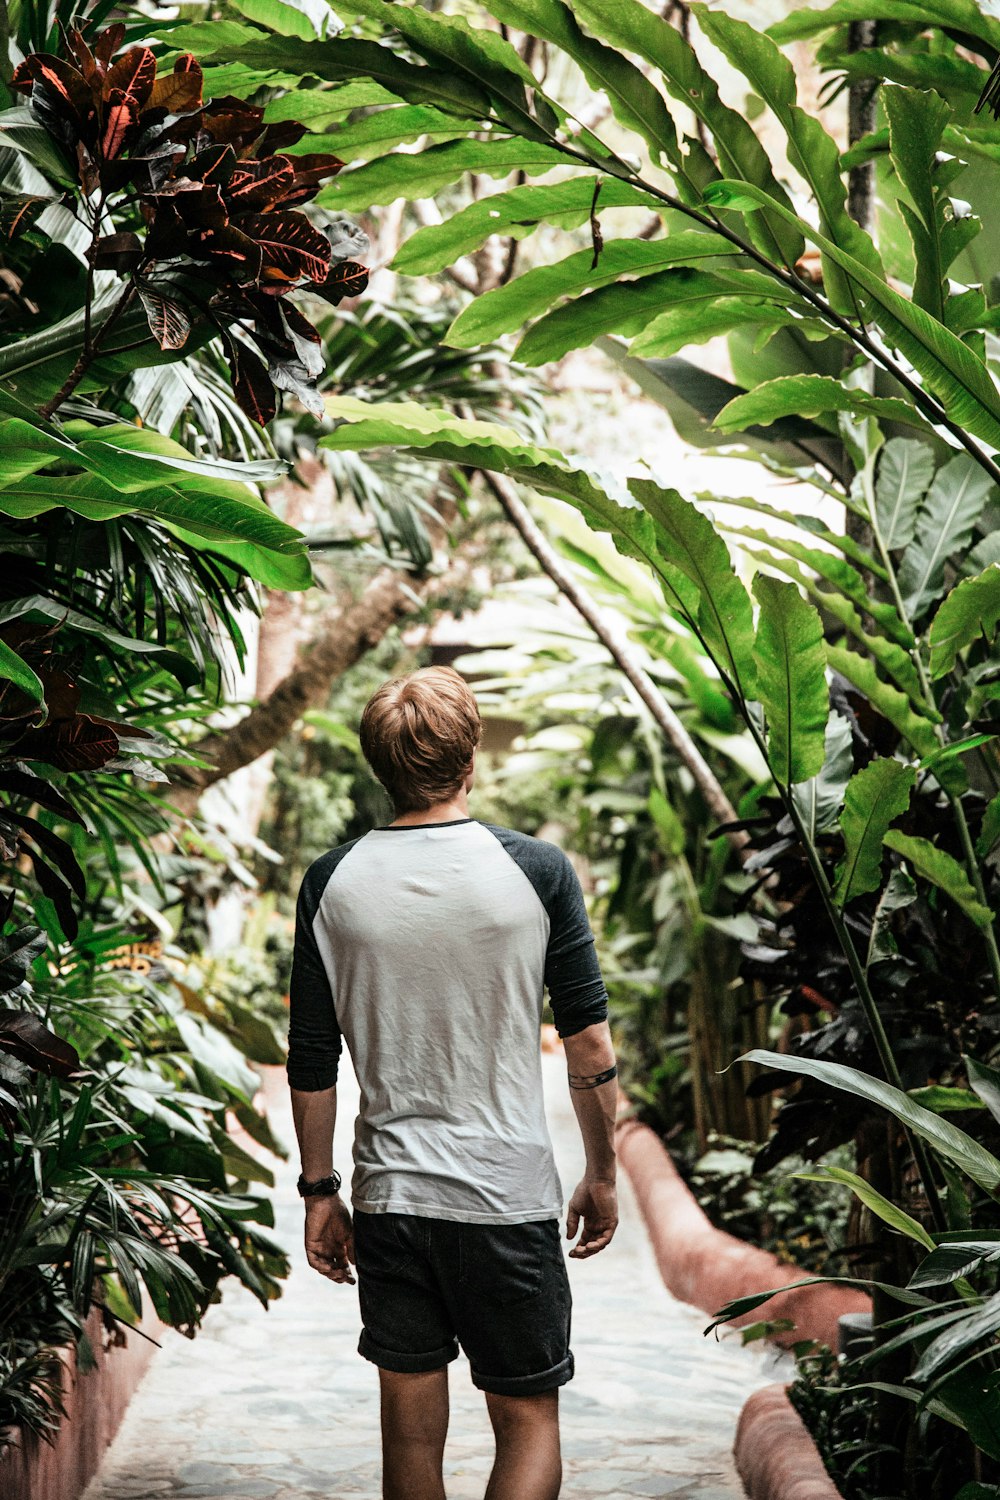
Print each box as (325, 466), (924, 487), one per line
(630, 480), (757, 701)
(392, 177), (665, 276)
(739, 1048), (1000, 1194)
(519, 268), (801, 367)
(444, 233), (734, 350)
(335, 0), (559, 144)
(317, 138), (571, 210)
(732, 542), (925, 707)
(833, 756), (915, 905)
(929, 565), (1000, 679)
(715, 375), (924, 436)
(796, 1164), (936, 1250)
(793, 710), (854, 842)
(596, 339), (847, 477)
(897, 453), (996, 618)
(874, 438), (937, 552)
(197, 33), (492, 119)
(826, 644), (942, 761)
(770, 0), (1000, 51)
(264, 80), (402, 123)
(0, 638), (45, 703)
(752, 573), (829, 785)
(884, 85), (952, 325)
(966, 1056), (1000, 1127)
(478, 0), (690, 176)
(318, 400), (754, 689)
(567, 0), (804, 263)
(693, 5), (883, 318)
(911, 1292), (1000, 1383)
(883, 830), (994, 928)
(295, 105), (481, 161)
(702, 180), (1000, 454)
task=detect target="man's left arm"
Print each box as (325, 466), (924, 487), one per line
(288, 870), (354, 1285)
(290, 1084), (355, 1284)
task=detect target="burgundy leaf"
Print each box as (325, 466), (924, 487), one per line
(0, 1009), (80, 1078)
(256, 121), (306, 155)
(101, 90), (138, 160)
(65, 28), (100, 87)
(311, 258), (369, 305)
(234, 210), (331, 282)
(143, 200), (191, 261)
(196, 224), (264, 281)
(11, 714), (119, 772)
(279, 151), (344, 207)
(221, 333), (276, 426)
(12, 53), (93, 128)
(103, 46), (156, 111)
(93, 229), (143, 270)
(138, 285), (192, 351)
(187, 142), (237, 186)
(149, 54), (203, 115)
(226, 156), (294, 212)
(171, 181), (228, 231)
(93, 23), (126, 65)
(201, 97), (265, 150)
(0, 193), (53, 240)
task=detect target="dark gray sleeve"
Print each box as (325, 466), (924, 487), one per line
(480, 824), (609, 1038)
(286, 846), (353, 1091)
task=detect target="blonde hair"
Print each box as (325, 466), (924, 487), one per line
(359, 666), (482, 813)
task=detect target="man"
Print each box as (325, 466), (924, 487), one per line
(287, 664), (619, 1500)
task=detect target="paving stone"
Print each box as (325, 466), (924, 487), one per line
(82, 1055), (787, 1500)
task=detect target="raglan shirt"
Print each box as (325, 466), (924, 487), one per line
(286, 818), (609, 1224)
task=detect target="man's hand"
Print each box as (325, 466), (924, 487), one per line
(565, 1176), (618, 1259)
(304, 1194), (355, 1284)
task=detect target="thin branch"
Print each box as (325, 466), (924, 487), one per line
(481, 468), (750, 858)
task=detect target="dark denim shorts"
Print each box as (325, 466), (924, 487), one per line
(352, 1210), (574, 1396)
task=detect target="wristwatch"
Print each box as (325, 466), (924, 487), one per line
(297, 1169), (342, 1198)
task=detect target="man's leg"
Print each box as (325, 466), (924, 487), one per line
(483, 1389), (561, 1500)
(379, 1366), (450, 1500)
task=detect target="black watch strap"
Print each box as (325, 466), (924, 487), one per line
(297, 1169), (342, 1198)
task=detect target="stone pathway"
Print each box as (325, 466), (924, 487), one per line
(84, 1052), (788, 1500)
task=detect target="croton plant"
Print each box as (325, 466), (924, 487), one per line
(11, 22), (369, 423)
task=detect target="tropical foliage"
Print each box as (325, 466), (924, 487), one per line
(205, 0), (1000, 1489)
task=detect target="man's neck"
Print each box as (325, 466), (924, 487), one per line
(388, 793), (471, 828)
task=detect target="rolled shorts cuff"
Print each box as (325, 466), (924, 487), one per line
(471, 1350), (575, 1397)
(358, 1327), (460, 1374)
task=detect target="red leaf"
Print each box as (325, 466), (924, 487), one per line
(93, 229), (143, 270)
(65, 28), (100, 87)
(196, 224), (264, 281)
(312, 258), (369, 305)
(93, 23), (126, 65)
(187, 143), (237, 186)
(234, 210), (331, 282)
(138, 285), (192, 350)
(202, 96), (265, 150)
(101, 90), (138, 161)
(12, 53), (92, 123)
(103, 47), (156, 110)
(170, 181), (228, 231)
(0, 193), (52, 240)
(279, 150), (344, 207)
(221, 334), (276, 426)
(12, 714), (119, 772)
(0, 1009), (80, 1079)
(257, 121), (306, 155)
(226, 156), (294, 212)
(149, 54), (204, 115)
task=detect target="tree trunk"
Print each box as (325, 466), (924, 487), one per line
(481, 469), (749, 857)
